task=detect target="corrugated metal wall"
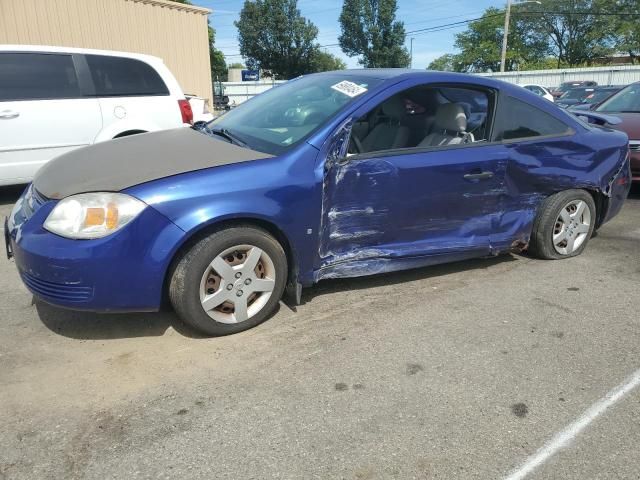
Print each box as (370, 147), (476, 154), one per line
(477, 66), (640, 88)
(0, 0), (213, 102)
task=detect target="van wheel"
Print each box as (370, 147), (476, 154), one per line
(169, 226), (287, 336)
(529, 189), (596, 260)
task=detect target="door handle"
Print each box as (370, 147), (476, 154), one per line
(0, 110), (19, 119)
(464, 171), (494, 180)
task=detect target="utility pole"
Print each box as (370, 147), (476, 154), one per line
(500, 0), (540, 73)
(410, 37), (414, 68)
(500, 0), (512, 73)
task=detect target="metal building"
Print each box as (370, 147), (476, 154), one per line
(0, 0), (213, 102)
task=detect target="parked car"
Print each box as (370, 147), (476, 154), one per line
(0, 45), (193, 186)
(6, 70), (631, 336)
(593, 82), (640, 183)
(551, 80), (598, 99)
(186, 95), (214, 122)
(555, 87), (597, 108)
(567, 86), (622, 111)
(522, 84), (554, 102)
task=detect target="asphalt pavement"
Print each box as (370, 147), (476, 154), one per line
(0, 184), (638, 480)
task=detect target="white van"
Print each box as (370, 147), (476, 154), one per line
(0, 45), (193, 186)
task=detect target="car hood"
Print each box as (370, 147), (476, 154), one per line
(598, 112), (640, 140)
(33, 128), (273, 200)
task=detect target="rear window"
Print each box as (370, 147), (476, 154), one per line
(493, 96), (571, 141)
(0, 53), (80, 101)
(85, 55), (169, 97)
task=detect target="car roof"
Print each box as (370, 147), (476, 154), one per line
(313, 68), (513, 89)
(0, 44), (163, 63)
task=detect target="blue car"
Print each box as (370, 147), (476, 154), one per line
(5, 70), (632, 336)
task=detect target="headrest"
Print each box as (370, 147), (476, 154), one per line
(381, 96), (406, 118)
(434, 103), (467, 133)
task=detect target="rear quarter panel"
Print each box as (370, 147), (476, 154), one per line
(492, 126), (628, 251)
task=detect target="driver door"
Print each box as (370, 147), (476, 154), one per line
(317, 82), (509, 276)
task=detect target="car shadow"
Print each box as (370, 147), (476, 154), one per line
(299, 254), (519, 305)
(35, 301), (208, 340)
(35, 256), (516, 340)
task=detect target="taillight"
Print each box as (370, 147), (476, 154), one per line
(178, 99), (193, 124)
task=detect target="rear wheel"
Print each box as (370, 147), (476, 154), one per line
(529, 189), (596, 260)
(169, 226), (287, 336)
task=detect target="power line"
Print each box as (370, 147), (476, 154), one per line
(221, 9), (640, 57)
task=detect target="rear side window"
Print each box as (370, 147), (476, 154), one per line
(492, 96), (571, 141)
(0, 53), (80, 101)
(85, 55), (169, 97)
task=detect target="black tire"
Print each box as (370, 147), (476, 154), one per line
(169, 226), (287, 336)
(529, 189), (596, 260)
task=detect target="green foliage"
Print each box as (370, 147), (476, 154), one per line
(427, 54), (456, 72)
(452, 7), (548, 72)
(431, 1), (638, 72)
(608, 0), (640, 63)
(228, 63), (246, 70)
(338, 0), (410, 68)
(235, 0), (319, 79)
(517, 0), (616, 67)
(312, 51), (347, 72)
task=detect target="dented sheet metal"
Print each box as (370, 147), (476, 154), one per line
(315, 124), (629, 281)
(316, 138), (513, 280)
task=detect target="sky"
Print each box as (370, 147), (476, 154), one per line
(191, 0), (502, 69)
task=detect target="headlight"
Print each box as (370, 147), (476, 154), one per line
(44, 193), (146, 239)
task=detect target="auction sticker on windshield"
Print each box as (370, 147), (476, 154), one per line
(331, 80), (368, 98)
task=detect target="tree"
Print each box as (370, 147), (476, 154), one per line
(228, 63), (246, 70)
(235, 0), (319, 79)
(169, 0), (227, 79)
(518, 0), (616, 67)
(427, 54), (456, 72)
(609, 0), (640, 64)
(311, 51), (347, 72)
(453, 7), (548, 72)
(338, 0), (410, 68)
(209, 27), (228, 81)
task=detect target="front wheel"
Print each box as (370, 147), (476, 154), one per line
(169, 226), (287, 336)
(529, 189), (596, 260)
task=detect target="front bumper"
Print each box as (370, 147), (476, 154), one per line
(7, 192), (185, 312)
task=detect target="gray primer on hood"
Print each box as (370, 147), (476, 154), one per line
(33, 128), (273, 199)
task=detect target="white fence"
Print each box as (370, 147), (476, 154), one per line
(476, 65), (640, 87)
(221, 80), (287, 105)
(219, 66), (640, 105)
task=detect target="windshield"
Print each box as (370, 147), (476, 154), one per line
(560, 88), (590, 101)
(596, 84), (640, 113)
(585, 89), (617, 104)
(208, 75), (382, 155)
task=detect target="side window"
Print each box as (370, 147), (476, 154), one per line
(0, 53), (80, 101)
(349, 84), (492, 155)
(492, 96), (571, 141)
(85, 55), (169, 97)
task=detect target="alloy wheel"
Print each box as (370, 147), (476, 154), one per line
(552, 199), (591, 255)
(199, 244), (276, 324)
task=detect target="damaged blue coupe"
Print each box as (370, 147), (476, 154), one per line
(6, 70), (632, 335)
